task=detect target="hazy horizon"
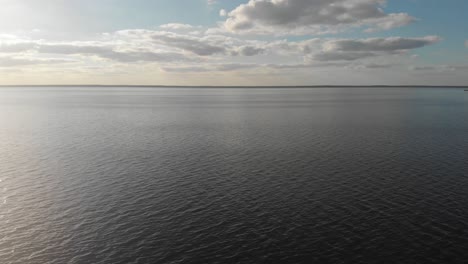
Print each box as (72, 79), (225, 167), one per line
(0, 0), (467, 86)
(2, 84), (468, 88)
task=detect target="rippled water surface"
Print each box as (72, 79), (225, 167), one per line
(1, 87), (468, 263)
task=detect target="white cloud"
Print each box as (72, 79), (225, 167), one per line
(223, 0), (415, 35)
(219, 9), (227, 17)
(364, 13), (416, 33)
(160, 23), (194, 30)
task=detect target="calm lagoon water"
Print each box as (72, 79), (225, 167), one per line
(1, 87), (467, 263)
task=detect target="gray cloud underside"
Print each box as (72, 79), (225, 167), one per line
(123, 30), (266, 56)
(410, 65), (468, 71)
(151, 32), (227, 56)
(324, 36), (440, 52)
(224, 0), (415, 35)
(0, 29), (269, 61)
(0, 56), (73, 67)
(162, 61), (395, 73)
(38, 44), (190, 62)
(0, 42), (194, 63)
(313, 51), (378, 61)
(312, 36), (440, 61)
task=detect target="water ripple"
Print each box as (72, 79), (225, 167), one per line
(0, 87), (467, 263)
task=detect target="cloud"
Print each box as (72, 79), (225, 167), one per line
(0, 30), (441, 76)
(0, 38), (194, 63)
(219, 9), (227, 17)
(122, 30), (266, 57)
(207, 0), (217, 5)
(313, 51), (377, 61)
(162, 63), (259, 73)
(0, 56), (73, 67)
(410, 65), (437, 71)
(151, 31), (226, 56)
(361, 63), (393, 69)
(312, 36), (440, 61)
(0, 42), (36, 53)
(37, 43), (191, 63)
(410, 65), (468, 71)
(223, 0), (415, 35)
(448, 65), (468, 70)
(162, 61), (353, 73)
(364, 13), (416, 33)
(465, 40), (468, 48)
(160, 23), (194, 30)
(323, 36), (440, 52)
(234, 45), (265, 56)
(38, 44), (111, 55)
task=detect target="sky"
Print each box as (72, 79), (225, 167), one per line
(0, 0), (467, 86)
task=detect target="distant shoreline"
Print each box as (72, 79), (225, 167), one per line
(1, 85), (467, 88)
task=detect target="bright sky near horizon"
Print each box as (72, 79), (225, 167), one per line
(0, 0), (467, 85)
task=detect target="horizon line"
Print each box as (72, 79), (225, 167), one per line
(1, 85), (467, 88)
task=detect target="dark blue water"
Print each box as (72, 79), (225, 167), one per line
(1, 87), (467, 263)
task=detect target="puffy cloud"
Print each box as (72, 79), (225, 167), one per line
(223, 0), (415, 35)
(219, 9), (227, 17)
